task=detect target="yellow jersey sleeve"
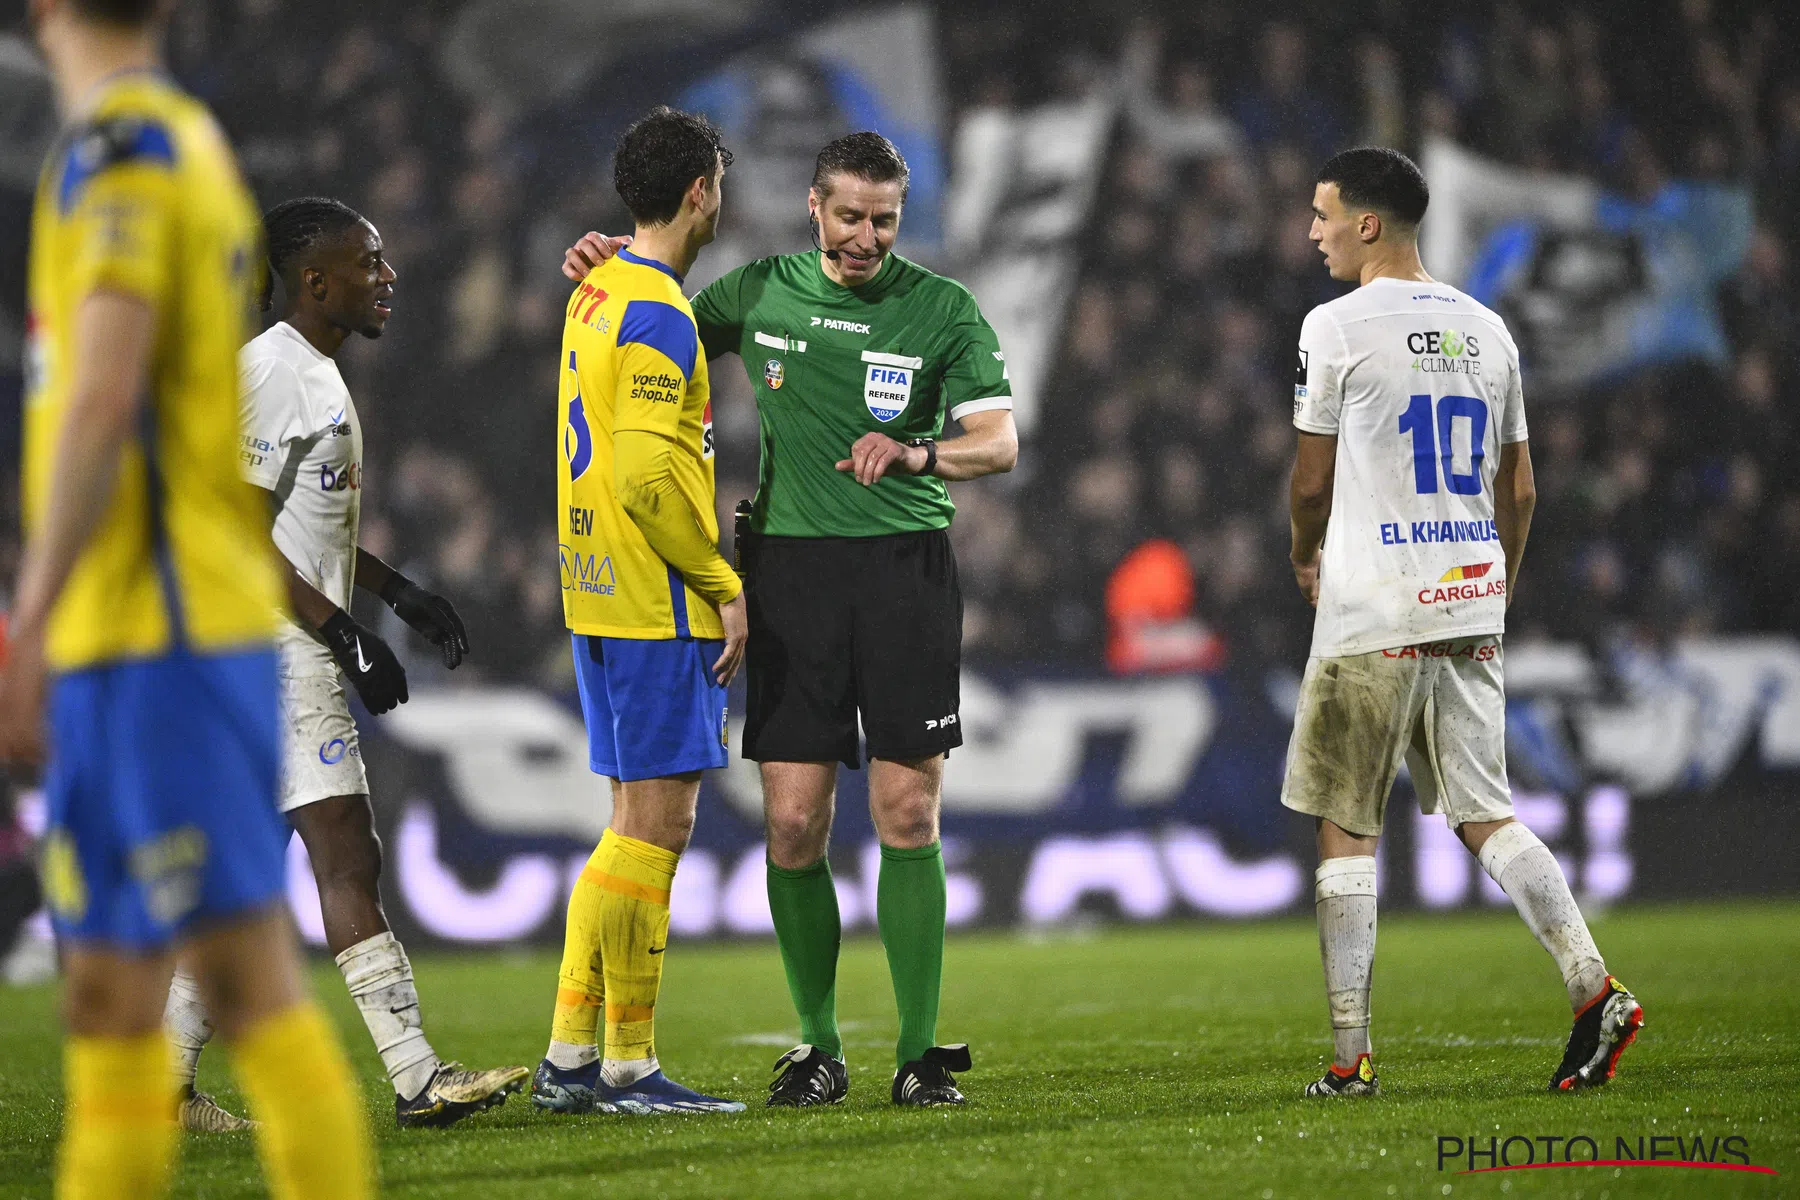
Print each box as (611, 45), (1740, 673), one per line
(58, 118), (180, 307)
(611, 303), (738, 606)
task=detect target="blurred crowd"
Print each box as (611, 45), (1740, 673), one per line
(5, 0), (1798, 689)
(944, 0), (1800, 673)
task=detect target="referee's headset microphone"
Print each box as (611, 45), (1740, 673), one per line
(809, 212), (842, 260)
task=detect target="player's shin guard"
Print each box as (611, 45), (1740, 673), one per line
(1316, 856), (1377, 1070)
(164, 968), (213, 1090)
(57, 1032), (178, 1200)
(230, 1002), (373, 1200)
(877, 841), (947, 1069)
(767, 855), (843, 1060)
(548, 842), (608, 1070)
(1478, 822), (1608, 1011)
(336, 932), (438, 1101)
(592, 829), (678, 1087)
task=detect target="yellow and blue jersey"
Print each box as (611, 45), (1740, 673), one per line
(25, 71), (282, 671)
(558, 249), (734, 641)
(30, 73), (289, 951)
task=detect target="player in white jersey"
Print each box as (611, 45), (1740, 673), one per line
(163, 197), (528, 1130)
(1282, 149), (1642, 1098)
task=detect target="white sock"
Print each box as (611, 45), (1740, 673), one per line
(337, 931), (440, 1100)
(546, 1041), (598, 1071)
(1316, 856), (1377, 1070)
(601, 1055), (659, 1089)
(1478, 822), (1608, 1011)
(164, 967), (214, 1090)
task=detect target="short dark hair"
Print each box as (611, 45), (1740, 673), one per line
(1317, 146), (1429, 227)
(261, 196), (367, 311)
(613, 106), (730, 226)
(67, 0), (164, 25)
(811, 131), (909, 202)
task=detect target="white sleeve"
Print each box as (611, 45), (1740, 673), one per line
(1292, 307), (1345, 435)
(1498, 331), (1529, 444)
(238, 352), (308, 491)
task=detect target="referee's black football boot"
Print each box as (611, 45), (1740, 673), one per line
(1304, 1052), (1380, 1098)
(892, 1044), (972, 1107)
(1550, 975), (1644, 1092)
(766, 1044), (849, 1108)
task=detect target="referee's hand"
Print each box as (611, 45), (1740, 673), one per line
(837, 432), (927, 485)
(562, 232), (632, 282)
(714, 592), (748, 686)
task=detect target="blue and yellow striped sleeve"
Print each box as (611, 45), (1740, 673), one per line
(57, 117), (180, 307)
(609, 300), (738, 606)
(613, 300), (698, 438)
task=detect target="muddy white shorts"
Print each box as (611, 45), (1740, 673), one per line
(278, 660), (369, 813)
(1279, 635), (1513, 837)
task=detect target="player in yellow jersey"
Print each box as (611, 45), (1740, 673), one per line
(0, 2), (373, 1196)
(530, 107), (748, 1115)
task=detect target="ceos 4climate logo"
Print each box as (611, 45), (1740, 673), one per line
(1409, 328), (1484, 376)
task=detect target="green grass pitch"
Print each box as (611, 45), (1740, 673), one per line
(1, 900), (1795, 1198)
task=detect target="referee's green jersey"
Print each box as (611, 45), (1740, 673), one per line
(693, 251), (1012, 539)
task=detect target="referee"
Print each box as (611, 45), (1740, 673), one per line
(564, 131), (1017, 1107)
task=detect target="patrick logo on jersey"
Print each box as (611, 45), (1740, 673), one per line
(1416, 561), (1505, 605)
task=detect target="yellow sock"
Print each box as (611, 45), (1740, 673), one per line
(56, 1032), (178, 1200)
(592, 828), (678, 1065)
(229, 1002), (373, 1200)
(550, 839), (609, 1050)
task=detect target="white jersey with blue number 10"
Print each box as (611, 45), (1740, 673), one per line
(1293, 277), (1528, 658)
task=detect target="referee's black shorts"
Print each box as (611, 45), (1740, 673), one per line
(741, 529), (962, 770)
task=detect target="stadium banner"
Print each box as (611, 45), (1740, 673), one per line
(1418, 138), (1752, 393)
(943, 95), (1115, 436)
(282, 636), (1800, 949)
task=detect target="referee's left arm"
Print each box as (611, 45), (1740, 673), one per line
(925, 409), (1018, 480)
(930, 298), (1018, 479)
(840, 295), (1017, 484)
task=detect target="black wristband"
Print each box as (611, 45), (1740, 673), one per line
(907, 438), (937, 477)
(378, 571), (412, 608)
(319, 607), (357, 646)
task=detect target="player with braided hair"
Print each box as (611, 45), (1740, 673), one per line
(163, 195), (529, 1132)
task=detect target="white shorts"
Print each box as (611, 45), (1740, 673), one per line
(1279, 635), (1513, 838)
(278, 661), (369, 813)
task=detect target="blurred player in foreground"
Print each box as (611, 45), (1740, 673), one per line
(0, 0), (372, 1195)
(162, 196), (527, 1133)
(530, 107), (748, 1116)
(564, 131), (1017, 1108)
(1284, 146), (1642, 1098)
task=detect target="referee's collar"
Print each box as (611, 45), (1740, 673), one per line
(618, 248), (684, 285)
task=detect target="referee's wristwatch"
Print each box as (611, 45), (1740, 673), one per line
(905, 437), (937, 477)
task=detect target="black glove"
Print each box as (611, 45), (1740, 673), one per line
(380, 573), (470, 669)
(320, 610), (408, 714)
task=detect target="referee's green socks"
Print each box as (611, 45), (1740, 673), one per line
(767, 855), (843, 1060)
(878, 841), (947, 1069)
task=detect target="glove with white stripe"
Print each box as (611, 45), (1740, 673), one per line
(320, 610), (408, 714)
